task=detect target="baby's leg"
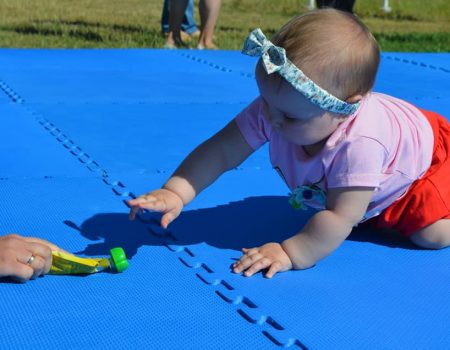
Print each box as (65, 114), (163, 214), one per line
(410, 219), (450, 249)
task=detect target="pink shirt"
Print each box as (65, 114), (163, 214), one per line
(235, 92), (434, 220)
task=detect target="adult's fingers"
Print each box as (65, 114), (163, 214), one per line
(0, 234), (57, 281)
(24, 237), (68, 254)
(7, 263), (34, 283)
(21, 241), (53, 275)
(27, 254), (47, 278)
(16, 253), (46, 280)
(24, 241), (52, 260)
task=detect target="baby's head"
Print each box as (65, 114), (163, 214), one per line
(246, 9), (380, 149)
(270, 8), (380, 103)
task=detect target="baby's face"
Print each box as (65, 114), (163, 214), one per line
(255, 62), (346, 148)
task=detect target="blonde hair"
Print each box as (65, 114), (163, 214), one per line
(272, 9), (380, 100)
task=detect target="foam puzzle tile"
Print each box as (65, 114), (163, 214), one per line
(177, 50), (258, 76)
(383, 52), (450, 71)
(409, 96), (450, 116)
(0, 50), (257, 105)
(24, 102), (268, 176)
(0, 102), (93, 179)
(376, 54), (450, 100)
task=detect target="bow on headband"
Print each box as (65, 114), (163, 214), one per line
(242, 29), (287, 74)
(242, 28), (360, 115)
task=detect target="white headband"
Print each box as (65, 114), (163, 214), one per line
(242, 28), (360, 115)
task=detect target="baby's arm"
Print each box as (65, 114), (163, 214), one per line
(128, 120), (254, 228)
(233, 187), (375, 278)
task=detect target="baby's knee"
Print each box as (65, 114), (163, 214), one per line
(410, 220), (450, 249)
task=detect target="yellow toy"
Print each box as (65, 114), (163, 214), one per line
(49, 247), (128, 275)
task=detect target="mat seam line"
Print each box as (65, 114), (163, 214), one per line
(179, 51), (255, 79)
(178, 51), (450, 75)
(382, 54), (450, 73)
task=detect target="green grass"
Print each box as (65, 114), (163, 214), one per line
(0, 0), (449, 51)
(374, 32), (450, 52)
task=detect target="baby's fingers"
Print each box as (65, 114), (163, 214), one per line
(242, 247), (259, 255)
(128, 197), (167, 220)
(128, 195), (157, 207)
(128, 196), (153, 220)
(233, 251), (262, 274)
(160, 210), (180, 229)
(138, 198), (169, 212)
(242, 257), (272, 277)
(265, 261), (284, 279)
(128, 206), (142, 221)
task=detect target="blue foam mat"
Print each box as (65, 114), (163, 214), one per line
(0, 102), (92, 179)
(0, 49), (257, 104)
(24, 102), (263, 176)
(0, 178), (277, 349)
(0, 49), (449, 349)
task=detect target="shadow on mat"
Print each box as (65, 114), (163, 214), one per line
(66, 195), (416, 259)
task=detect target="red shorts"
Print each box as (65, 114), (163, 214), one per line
(371, 109), (450, 237)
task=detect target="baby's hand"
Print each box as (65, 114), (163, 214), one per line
(127, 189), (184, 228)
(232, 243), (293, 278)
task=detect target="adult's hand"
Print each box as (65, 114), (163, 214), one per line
(0, 234), (64, 282)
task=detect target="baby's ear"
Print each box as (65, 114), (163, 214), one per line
(346, 94), (363, 104)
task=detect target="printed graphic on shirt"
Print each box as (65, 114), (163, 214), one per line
(274, 166), (327, 210)
(289, 183), (327, 210)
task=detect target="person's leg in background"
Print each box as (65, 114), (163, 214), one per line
(197, 0), (222, 49)
(316, 0), (356, 13)
(161, 0), (199, 43)
(165, 0), (189, 48)
(161, 0), (171, 34)
(183, 0), (200, 37)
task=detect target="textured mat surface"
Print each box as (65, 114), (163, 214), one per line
(0, 49), (449, 349)
(0, 177), (278, 349)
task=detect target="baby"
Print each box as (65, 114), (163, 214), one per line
(128, 9), (450, 278)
